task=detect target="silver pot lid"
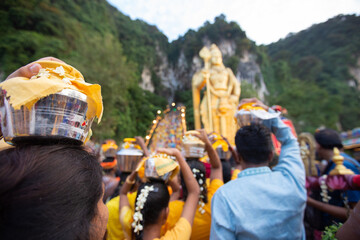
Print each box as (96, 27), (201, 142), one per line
(116, 148), (143, 156)
(57, 89), (87, 102)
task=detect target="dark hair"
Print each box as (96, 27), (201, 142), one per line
(0, 144), (103, 240)
(235, 124), (273, 165)
(221, 160), (232, 183)
(134, 180), (170, 240)
(314, 128), (343, 150)
(181, 159), (208, 204)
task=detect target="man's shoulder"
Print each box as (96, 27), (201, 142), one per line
(213, 178), (245, 197)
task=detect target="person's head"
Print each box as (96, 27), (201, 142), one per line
(181, 159), (208, 204)
(133, 180), (170, 240)
(314, 128), (343, 160)
(235, 124), (273, 168)
(210, 44), (223, 66)
(0, 144), (108, 240)
(101, 156), (118, 175)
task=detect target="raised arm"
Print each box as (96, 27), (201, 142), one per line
(195, 129), (223, 181)
(135, 136), (150, 157)
(119, 171), (137, 211)
(157, 148), (200, 225)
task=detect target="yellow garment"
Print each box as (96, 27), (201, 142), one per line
(167, 179), (224, 240)
(210, 132), (229, 152)
(119, 206), (133, 240)
(154, 218), (192, 240)
(108, 192), (183, 239)
(231, 169), (241, 180)
(238, 102), (264, 111)
(106, 196), (123, 240)
(0, 61), (103, 122)
(102, 140), (118, 153)
(106, 192), (137, 240)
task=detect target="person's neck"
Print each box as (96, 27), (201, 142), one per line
(241, 162), (268, 170)
(143, 224), (162, 240)
(322, 150), (335, 162)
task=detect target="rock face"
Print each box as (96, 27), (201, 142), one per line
(238, 51), (268, 100)
(139, 67), (154, 92)
(139, 38), (268, 101)
(349, 57), (360, 90)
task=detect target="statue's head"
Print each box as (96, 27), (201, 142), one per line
(210, 44), (223, 65)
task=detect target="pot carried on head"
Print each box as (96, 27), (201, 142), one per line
(0, 61), (103, 145)
(116, 138), (144, 172)
(208, 132), (231, 160)
(136, 153), (179, 183)
(182, 130), (205, 158)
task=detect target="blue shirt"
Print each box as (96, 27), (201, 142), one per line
(210, 113), (306, 240)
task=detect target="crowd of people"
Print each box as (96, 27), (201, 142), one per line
(0, 58), (359, 240)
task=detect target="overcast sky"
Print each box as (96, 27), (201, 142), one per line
(108, 0), (360, 45)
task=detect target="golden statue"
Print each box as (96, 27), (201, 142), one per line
(192, 44), (241, 144)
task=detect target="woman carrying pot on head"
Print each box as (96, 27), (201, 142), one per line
(119, 148), (200, 240)
(167, 129), (223, 240)
(0, 57), (108, 239)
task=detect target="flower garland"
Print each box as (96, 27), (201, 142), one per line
(320, 175), (331, 203)
(132, 185), (155, 234)
(192, 168), (206, 214)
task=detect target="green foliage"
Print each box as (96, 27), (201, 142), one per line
(224, 56), (240, 75)
(240, 81), (258, 99)
(322, 223), (342, 240)
(0, 0), (168, 142)
(266, 14), (360, 131)
(168, 14), (248, 65)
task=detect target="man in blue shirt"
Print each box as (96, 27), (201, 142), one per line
(210, 98), (306, 240)
(306, 128), (360, 227)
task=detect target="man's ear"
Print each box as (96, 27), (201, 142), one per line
(268, 151), (274, 164)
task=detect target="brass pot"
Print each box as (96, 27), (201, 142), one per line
(116, 148), (143, 172)
(183, 142), (205, 158)
(0, 89), (93, 145)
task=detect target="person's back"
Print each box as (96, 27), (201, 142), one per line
(210, 99), (306, 240)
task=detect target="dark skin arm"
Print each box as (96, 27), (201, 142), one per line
(169, 175), (181, 201)
(307, 196), (352, 221)
(135, 136), (150, 157)
(119, 171), (137, 212)
(194, 129), (223, 182)
(222, 135), (241, 166)
(157, 148), (200, 225)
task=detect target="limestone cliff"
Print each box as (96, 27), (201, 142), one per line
(140, 38), (268, 102)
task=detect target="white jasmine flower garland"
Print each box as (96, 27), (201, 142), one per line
(132, 185), (155, 234)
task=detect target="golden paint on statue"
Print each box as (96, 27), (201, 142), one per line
(192, 44), (241, 144)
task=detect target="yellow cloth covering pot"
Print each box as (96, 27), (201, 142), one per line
(0, 60), (103, 122)
(0, 61), (103, 144)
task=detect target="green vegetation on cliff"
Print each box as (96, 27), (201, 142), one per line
(1, 1), (359, 138)
(266, 14), (360, 131)
(0, 0), (167, 141)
